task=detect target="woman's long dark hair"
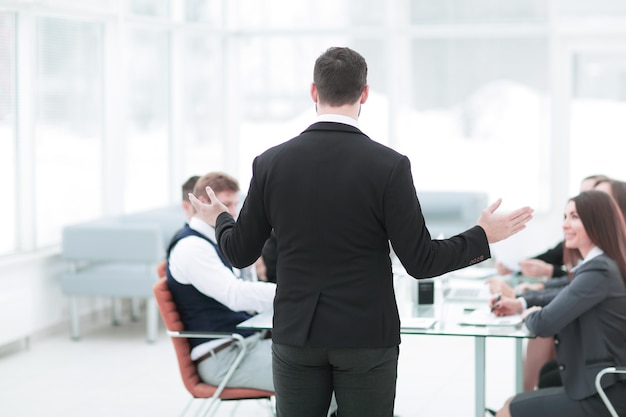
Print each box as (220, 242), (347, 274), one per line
(596, 179), (626, 217)
(563, 190), (626, 282)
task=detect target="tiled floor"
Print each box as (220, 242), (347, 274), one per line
(0, 313), (519, 417)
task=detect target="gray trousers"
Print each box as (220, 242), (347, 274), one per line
(272, 343), (399, 417)
(197, 332), (273, 391)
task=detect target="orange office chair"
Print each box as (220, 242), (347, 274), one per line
(153, 264), (274, 417)
(156, 260), (168, 280)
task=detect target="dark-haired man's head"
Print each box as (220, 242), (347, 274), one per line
(181, 175), (200, 221)
(313, 47), (368, 107)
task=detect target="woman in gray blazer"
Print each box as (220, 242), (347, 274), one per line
(494, 190), (626, 417)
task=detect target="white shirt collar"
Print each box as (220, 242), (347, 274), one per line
(316, 113), (360, 129)
(188, 216), (216, 242)
(571, 246), (604, 272)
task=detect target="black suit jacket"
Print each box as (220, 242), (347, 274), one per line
(534, 240), (567, 278)
(216, 122), (490, 348)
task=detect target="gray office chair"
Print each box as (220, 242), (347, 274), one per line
(595, 366), (626, 417)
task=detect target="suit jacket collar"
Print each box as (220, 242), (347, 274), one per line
(303, 121), (364, 135)
(571, 246), (604, 273)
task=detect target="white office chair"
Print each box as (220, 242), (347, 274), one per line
(595, 366), (626, 417)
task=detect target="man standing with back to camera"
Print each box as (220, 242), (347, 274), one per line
(190, 47), (534, 417)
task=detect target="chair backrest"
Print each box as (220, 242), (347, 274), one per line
(154, 263), (274, 402)
(153, 276), (218, 398)
(156, 260), (168, 280)
(152, 272), (274, 400)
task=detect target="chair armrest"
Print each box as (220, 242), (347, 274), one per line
(167, 330), (247, 356)
(595, 367), (626, 417)
(168, 330), (245, 341)
(167, 331), (248, 399)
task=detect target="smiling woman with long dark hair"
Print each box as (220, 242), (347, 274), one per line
(495, 190), (626, 417)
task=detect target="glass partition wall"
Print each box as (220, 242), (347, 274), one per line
(568, 49), (626, 195)
(232, 1), (552, 213)
(2, 0), (626, 256)
(0, 13), (16, 254)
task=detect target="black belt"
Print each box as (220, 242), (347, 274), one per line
(193, 340), (238, 365)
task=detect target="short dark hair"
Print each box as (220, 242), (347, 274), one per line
(313, 47), (367, 107)
(181, 175), (200, 202)
(193, 172), (239, 200)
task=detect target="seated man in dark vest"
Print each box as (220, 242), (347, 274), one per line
(166, 171), (276, 390)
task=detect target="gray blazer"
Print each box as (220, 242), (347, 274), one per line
(524, 253), (626, 400)
(523, 276), (570, 307)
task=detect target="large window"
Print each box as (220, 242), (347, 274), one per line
(398, 37), (550, 211)
(569, 51), (626, 193)
(124, 28), (170, 212)
(128, 0), (170, 18)
(235, 36), (348, 184)
(409, 0), (548, 23)
(0, 13), (16, 254)
(227, 0), (380, 29)
(180, 34), (224, 178)
(2, 0), (626, 257)
(35, 17), (103, 247)
(231, 2), (552, 213)
(185, 0), (221, 23)
(555, 0), (626, 16)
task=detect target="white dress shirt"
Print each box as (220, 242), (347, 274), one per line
(316, 113), (360, 129)
(168, 216), (276, 359)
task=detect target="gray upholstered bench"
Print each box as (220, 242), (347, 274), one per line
(60, 205), (184, 343)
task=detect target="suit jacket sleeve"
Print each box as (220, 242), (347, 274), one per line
(522, 286), (564, 308)
(215, 157), (273, 268)
(544, 276), (570, 289)
(216, 153), (490, 278)
(522, 276), (570, 307)
(524, 261), (610, 337)
(383, 156), (490, 278)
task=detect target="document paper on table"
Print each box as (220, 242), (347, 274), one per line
(400, 317), (437, 329)
(458, 307), (523, 327)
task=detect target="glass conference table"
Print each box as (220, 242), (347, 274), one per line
(238, 268), (534, 417)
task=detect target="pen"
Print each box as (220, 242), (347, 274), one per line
(491, 292), (502, 313)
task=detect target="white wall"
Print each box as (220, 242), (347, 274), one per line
(0, 251), (63, 347)
(0, 250), (114, 348)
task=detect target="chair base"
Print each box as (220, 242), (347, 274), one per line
(180, 396), (274, 417)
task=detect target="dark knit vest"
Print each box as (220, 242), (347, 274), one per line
(166, 226), (254, 349)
